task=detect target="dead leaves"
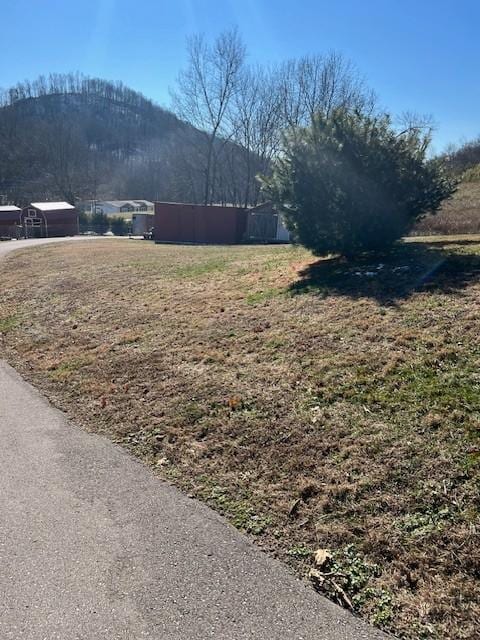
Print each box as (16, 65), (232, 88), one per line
(227, 395), (242, 410)
(314, 548), (332, 568)
(308, 548), (354, 610)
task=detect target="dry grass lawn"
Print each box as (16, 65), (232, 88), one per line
(1, 239), (479, 639)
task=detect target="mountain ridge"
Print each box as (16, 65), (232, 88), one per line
(0, 74), (253, 206)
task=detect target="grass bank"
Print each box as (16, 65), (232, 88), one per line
(1, 239), (479, 639)
(413, 181), (480, 235)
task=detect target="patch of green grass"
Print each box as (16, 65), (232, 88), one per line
(396, 507), (452, 538)
(179, 401), (206, 425)
(287, 544), (313, 558)
(49, 357), (93, 381)
(357, 588), (395, 627)
(172, 258), (228, 279)
(289, 283), (329, 298)
(310, 544), (394, 626)
(245, 287), (283, 305)
(117, 333), (142, 345)
(335, 544), (381, 592)
(463, 450), (480, 472)
(265, 336), (287, 350)
(0, 315), (20, 333)
(315, 352), (480, 419)
(207, 485), (271, 535)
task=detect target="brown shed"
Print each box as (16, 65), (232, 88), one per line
(21, 202), (79, 238)
(154, 202), (247, 244)
(0, 205), (22, 238)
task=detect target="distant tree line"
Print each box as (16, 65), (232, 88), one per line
(442, 137), (480, 175)
(0, 73), (189, 205)
(0, 33), (379, 208)
(0, 32), (455, 212)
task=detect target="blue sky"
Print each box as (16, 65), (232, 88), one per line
(1, 0), (479, 152)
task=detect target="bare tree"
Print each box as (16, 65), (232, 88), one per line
(226, 52), (376, 207)
(275, 52), (376, 129)
(230, 66), (283, 206)
(171, 28), (246, 204)
(396, 110), (436, 138)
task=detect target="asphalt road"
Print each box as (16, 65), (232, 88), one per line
(0, 238), (389, 639)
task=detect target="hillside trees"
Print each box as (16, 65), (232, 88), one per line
(1, 36), (429, 209)
(0, 74), (188, 204)
(444, 137), (480, 174)
(0, 41), (378, 207)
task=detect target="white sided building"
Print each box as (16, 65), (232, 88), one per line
(91, 200), (154, 216)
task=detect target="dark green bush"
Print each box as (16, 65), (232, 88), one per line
(110, 216), (129, 236)
(91, 211), (109, 235)
(261, 109), (457, 257)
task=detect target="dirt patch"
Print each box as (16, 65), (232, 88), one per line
(1, 239), (479, 639)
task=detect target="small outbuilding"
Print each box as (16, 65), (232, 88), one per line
(0, 205), (22, 238)
(245, 203), (291, 243)
(154, 202), (247, 244)
(21, 202), (79, 238)
(132, 212), (154, 236)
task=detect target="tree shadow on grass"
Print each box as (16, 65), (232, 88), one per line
(289, 242), (480, 305)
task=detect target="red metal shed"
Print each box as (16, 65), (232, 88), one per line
(154, 202), (247, 244)
(21, 202), (79, 238)
(0, 206), (22, 238)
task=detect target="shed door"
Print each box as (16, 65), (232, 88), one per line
(24, 210), (46, 238)
(247, 212), (277, 241)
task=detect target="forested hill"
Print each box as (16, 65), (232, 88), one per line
(0, 74), (256, 206)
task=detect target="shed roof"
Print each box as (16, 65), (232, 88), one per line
(102, 200), (130, 208)
(0, 205), (21, 212)
(248, 202), (277, 214)
(31, 202), (75, 211)
(102, 200), (154, 208)
(154, 201), (244, 208)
